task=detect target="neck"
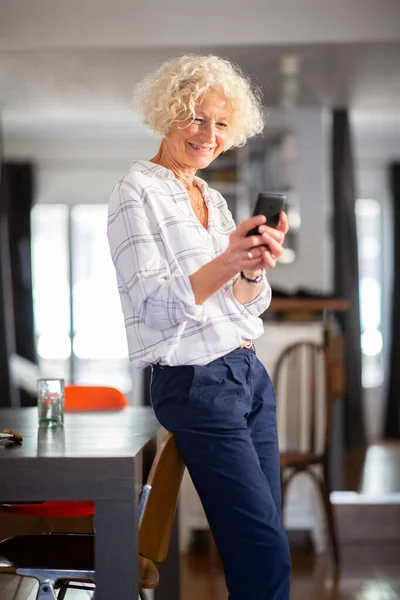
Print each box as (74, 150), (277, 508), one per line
(150, 142), (197, 191)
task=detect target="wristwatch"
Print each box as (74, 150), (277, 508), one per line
(240, 271), (263, 284)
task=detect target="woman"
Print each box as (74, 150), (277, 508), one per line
(108, 54), (291, 599)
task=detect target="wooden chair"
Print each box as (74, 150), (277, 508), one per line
(273, 341), (340, 566)
(0, 432), (185, 600)
(0, 385), (128, 519)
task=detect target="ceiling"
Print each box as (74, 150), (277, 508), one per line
(1, 0), (400, 49)
(1, 1), (399, 139)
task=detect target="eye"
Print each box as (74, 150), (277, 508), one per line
(194, 117), (204, 123)
(217, 122), (228, 128)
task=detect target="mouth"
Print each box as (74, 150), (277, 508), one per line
(188, 143), (215, 155)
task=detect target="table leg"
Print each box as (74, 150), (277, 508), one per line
(94, 498), (137, 600)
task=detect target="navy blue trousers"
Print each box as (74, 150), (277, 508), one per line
(150, 347), (291, 600)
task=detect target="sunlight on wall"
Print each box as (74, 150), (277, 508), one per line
(356, 198), (384, 388)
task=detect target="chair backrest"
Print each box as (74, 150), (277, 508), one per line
(138, 432), (185, 562)
(64, 385), (128, 411)
(273, 341), (333, 457)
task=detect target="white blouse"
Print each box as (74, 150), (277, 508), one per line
(107, 160), (271, 369)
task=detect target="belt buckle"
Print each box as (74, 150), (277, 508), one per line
(240, 340), (253, 349)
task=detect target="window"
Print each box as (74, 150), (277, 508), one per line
(356, 198), (384, 388)
(31, 204), (132, 394)
(31, 204), (71, 380)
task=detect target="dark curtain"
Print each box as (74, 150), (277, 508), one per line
(0, 161), (37, 407)
(0, 154), (20, 406)
(332, 109), (366, 451)
(384, 164), (400, 438)
(6, 163), (36, 361)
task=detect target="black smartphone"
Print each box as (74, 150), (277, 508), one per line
(246, 192), (286, 236)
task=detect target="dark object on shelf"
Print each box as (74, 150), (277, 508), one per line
(271, 287), (339, 300)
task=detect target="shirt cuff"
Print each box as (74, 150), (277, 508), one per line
(242, 271), (272, 316)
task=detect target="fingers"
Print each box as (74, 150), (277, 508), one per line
(243, 242), (280, 271)
(235, 215), (266, 237)
(261, 249), (277, 269)
(259, 231), (283, 257)
(258, 223), (286, 244)
(240, 246), (267, 274)
(236, 211), (289, 239)
(251, 229), (285, 269)
(245, 234), (268, 249)
(244, 247), (277, 270)
(243, 230), (283, 257)
(227, 212), (288, 273)
(245, 246), (268, 262)
(277, 211), (289, 234)
(227, 243), (279, 273)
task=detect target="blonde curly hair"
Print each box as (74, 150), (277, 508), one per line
(134, 54), (265, 150)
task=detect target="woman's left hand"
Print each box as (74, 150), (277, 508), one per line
(242, 211), (289, 276)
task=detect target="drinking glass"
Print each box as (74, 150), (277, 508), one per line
(37, 378), (64, 428)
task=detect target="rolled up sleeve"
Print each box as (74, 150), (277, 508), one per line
(241, 271), (272, 316)
(108, 182), (206, 331)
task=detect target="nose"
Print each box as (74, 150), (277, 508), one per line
(200, 120), (216, 143)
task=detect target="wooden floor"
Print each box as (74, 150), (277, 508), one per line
(182, 442), (400, 600)
(345, 442), (400, 494)
(2, 545), (400, 600)
(181, 543), (400, 600)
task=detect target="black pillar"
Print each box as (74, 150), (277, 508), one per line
(0, 161), (20, 406)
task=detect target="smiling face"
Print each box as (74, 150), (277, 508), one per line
(163, 90), (232, 171)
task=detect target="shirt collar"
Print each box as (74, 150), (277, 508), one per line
(130, 160), (210, 195)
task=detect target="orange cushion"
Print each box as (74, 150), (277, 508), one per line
(64, 386), (128, 412)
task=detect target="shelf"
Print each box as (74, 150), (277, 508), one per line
(269, 298), (350, 313)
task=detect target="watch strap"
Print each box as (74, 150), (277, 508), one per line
(240, 271), (263, 284)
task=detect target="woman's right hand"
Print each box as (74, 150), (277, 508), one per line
(221, 214), (284, 276)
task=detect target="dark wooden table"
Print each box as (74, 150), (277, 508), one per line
(0, 406), (160, 600)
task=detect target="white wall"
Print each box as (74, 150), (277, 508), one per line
(3, 136), (160, 205)
(266, 107), (332, 293)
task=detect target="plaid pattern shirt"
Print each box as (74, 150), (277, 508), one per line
(107, 160), (271, 368)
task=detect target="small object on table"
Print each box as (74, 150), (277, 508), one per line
(0, 429), (23, 443)
(37, 378), (65, 428)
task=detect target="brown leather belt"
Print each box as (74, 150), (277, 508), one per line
(238, 340), (253, 349)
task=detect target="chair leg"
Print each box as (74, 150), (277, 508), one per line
(280, 469), (288, 515)
(280, 468), (297, 517)
(57, 583), (68, 599)
(208, 528), (221, 571)
(317, 468), (340, 567)
(139, 589), (150, 600)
